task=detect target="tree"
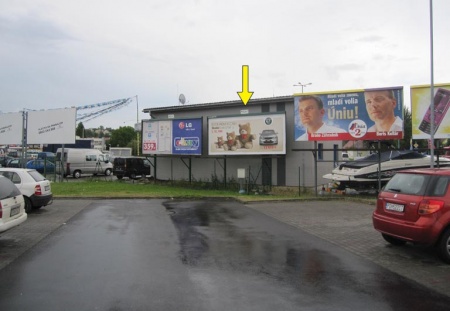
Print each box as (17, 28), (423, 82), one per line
(398, 106), (412, 150)
(84, 129), (95, 138)
(76, 122), (85, 138)
(109, 126), (136, 148)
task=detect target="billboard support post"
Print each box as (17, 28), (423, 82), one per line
(314, 141), (318, 196)
(429, 0), (435, 168)
(21, 111), (28, 168)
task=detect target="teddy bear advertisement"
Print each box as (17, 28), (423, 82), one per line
(209, 113), (286, 155)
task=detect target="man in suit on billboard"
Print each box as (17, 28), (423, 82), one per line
(296, 95), (346, 141)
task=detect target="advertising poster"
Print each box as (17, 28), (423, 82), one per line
(411, 84), (450, 139)
(27, 108), (76, 144)
(172, 118), (202, 155)
(208, 112), (286, 156)
(142, 118), (202, 155)
(0, 112), (23, 144)
(294, 87), (404, 141)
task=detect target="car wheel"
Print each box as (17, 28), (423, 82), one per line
(73, 170), (81, 179)
(105, 168), (112, 176)
(116, 175), (123, 180)
(437, 228), (450, 264)
(131, 173), (137, 179)
(382, 233), (407, 246)
(24, 197), (33, 213)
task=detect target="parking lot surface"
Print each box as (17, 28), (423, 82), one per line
(247, 199), (450, 298)
(1, 198), (450, 299)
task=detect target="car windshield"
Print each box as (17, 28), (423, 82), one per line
(384, 173), (430, 195)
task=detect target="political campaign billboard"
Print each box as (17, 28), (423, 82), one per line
(142, 118), (202, 155)
(411, 84), (450, 139)
(294, 87), (404, 141)
(208, 112), (286, 155)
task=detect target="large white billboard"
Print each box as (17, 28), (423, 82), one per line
(0, 112), (24, 144)
(208, 112), (286, 155)
(27, 108), (76, 144)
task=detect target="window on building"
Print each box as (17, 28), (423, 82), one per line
(318, 143), (323, 160)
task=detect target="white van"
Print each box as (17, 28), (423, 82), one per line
(56, 148), (113, 178)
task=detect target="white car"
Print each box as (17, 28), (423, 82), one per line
(0, 175), (27, 233)
(0, 168), (53, 213)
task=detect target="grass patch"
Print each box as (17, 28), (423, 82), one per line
(50, 179), (318, 201)
(51, 180), (237, 198)
(50, 180), (376, 203)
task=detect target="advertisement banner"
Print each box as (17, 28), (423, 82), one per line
(411, 84), (450, 139)
(294, 87), (404, 141)
(208, 112), (286, 155)
(0, 112), (23, 144)
(27, 108), (76, 144)
(142, 118), (202, 155)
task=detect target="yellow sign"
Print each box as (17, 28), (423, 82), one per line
(237, 65), (253, 105)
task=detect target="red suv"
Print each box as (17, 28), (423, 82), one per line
(373, 168), (450, 263)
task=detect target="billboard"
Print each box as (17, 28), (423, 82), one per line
(27, 108), (76, 144)
(294, 87), (404, 141)
(411, 84), (450, 139)
(142, 118), (202, 155)
(0, 112), (23, 144)
(208, 112), (286, 155)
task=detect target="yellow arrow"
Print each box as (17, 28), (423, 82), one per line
(237, 65), (253, 105)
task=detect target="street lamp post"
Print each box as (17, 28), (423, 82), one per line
(293, 82), (312, 93)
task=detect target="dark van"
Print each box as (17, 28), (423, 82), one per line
(113, 157), (152, 180)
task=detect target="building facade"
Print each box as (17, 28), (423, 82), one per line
(142, 96), (343, 189)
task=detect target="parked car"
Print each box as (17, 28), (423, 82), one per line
(37, 152), (56, 163)
(26, 159), (56, 174)
(0, 168), (53, 213)
(0, 175), (27, 233)
(5, 158), (24, 168)
(0, 155), (14, 167)
(113, 156), (152, 180)
(373, 168), (450, 264)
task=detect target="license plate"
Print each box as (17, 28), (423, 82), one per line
(10, 205), (20, 217)
(386, 202), (404, 212)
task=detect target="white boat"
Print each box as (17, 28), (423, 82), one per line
(323, 150), (450, 190)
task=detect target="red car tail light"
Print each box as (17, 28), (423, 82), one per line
(418, 199), (444, 215)
(35, 184), (42, 196)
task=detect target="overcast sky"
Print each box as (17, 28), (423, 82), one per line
(1, 0), (449, 129)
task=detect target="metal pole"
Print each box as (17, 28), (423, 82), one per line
(314, 141), (318, 196)
(21, 111), (27, 168)
(136, 95), (140, 156)
(298, 166), (301, 196)
(430, 0), (435, 168)
(378, 141), (382, 191)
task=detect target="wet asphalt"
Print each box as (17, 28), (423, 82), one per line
(0, 198), (450, 310)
